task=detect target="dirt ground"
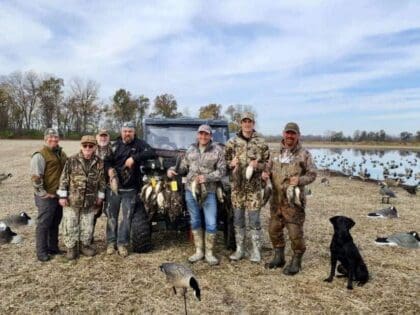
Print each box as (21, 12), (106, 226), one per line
(0, 140), (419, 314)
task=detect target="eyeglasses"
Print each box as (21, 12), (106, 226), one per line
(82, 144), (95, 148)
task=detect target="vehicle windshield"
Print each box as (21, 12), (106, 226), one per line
(145, 125), (229, 150)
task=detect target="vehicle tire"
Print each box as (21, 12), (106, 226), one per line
(130, 200), (153, 253)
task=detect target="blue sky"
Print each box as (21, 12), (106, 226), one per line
(1, 0), (420, 136)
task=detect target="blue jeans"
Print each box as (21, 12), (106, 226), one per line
(185, 191), (217, 233)
(106, 189), (137, 246)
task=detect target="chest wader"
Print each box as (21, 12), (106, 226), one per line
(268, 160), (305, 275)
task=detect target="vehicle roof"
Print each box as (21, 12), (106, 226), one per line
(144, 117), (229, 127)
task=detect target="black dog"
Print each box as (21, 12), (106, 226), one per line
(324, 216), (369, 289)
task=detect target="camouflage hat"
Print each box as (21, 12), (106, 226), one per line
(197, 124), (212, 134)
(44, 128), (59, 137)
(80, 135), (97, 145)
(240, 111), (255, 122)
(97, 128), (109, 136)
(283, 122), (300, 134)
(122, 121), (135, 129)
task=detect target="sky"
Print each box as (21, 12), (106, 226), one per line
(1, 0), (420, 136)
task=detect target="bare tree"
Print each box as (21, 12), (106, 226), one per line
(37, 76), (64, 129)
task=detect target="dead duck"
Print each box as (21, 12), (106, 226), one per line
(1, 212), (33, 227)
(286, 185), (301, 207)
(375, 231), (419, 249)
(191, 180), (207, 206)
(0, 222), (22, 244)
(367, 206), (398, 219)
(160, 263), (201, 314)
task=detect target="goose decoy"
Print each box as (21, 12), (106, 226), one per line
(379, 183), (396, 204)
(0, 222), (22, 244)
(375, 231), (419, 248)
(320, 177), (330, 186)
(1, 212), (33, 227)
(367, 206), (398, 219)
(160, 263), (200, 315)
(0, 173), (12, 183)
(400, 184), (417, 196)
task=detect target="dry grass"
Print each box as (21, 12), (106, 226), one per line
(0, 140), (419, 314)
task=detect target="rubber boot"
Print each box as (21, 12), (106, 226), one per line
(283, 253), (303, 276)
(249, 229), (262, 263)
(80, 244), (96, 257)
(265, 247), (285, 269)
(66, 246), (78, 260)
(188, 229), (204, 263)
(205, 232), (219, 266)
(229, 227), (245, 261)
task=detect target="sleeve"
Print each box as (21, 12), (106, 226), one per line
(298, 151), (317, 186)
(174, 150), (190, 176)
(97, 161), (106, 199)
(224, 139), (234, 171)
(205, 149), (226, 183)
(57, 159), (71, 198)
(131, 140), (156, 163)
(30, 153), (47, 197)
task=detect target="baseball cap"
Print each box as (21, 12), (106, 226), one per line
(283, 122), (300, 134)
(122, 121), (135, 129)
(198, 124), (212, 134)
(44, 128), (59, 137)
(80, 135), (97, 145)
(98, 128), (109, 136)
(240, 111), (255, 122)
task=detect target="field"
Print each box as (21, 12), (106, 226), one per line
(0, 140), (419, 314)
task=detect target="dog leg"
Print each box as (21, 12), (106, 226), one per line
(324, 255), (337, 282)
(347, 265), (355, 290)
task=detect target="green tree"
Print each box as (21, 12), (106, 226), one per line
(400, 131), (412, 142)
(37, 77), (64, 129)
(198, 104), (222, 119)
(112, 89), (137, 124)
(151, 94), (181, 118)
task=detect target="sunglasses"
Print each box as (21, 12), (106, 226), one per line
(82, 144), (95, 148)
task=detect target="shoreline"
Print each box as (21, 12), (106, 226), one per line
(269, 141), (420, 151)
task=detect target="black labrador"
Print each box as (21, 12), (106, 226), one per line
(324, 216), (369, 289)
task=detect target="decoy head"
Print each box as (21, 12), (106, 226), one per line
(408, 231), (420, 241)
(190, 277), (201, 301)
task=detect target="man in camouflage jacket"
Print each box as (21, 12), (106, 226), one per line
(225, 112), (270, 263)
(91, 128), (113, 242)
(168, 124), (226, 266)
(266, 122), (317, 275)
(57, 135), (106, 259)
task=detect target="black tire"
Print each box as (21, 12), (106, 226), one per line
(130, 200), (153, 253)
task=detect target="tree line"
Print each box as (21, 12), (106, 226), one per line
(0, 71), (256, 138)
(0, 70), (418, 142)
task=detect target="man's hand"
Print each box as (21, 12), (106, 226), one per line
(167, 169), (178, 178)
(59, 198), (68, 207)
(196, 175), (206, 184)
(41, 193), (56, 199)
(261, 171), (270, 181)
(95, 198), (103, 206)
(230, 157), (239, 168)
(289, 176), (299, 186)
(125, 157), (135, 168)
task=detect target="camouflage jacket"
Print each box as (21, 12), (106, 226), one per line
(269, 140), (317, 208)
(225, 131), (270, 210)
(57, 152), (106, 209)
(96, 143), (113, 161)
(174, 141), (226, 193)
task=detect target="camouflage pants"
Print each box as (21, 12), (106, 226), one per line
(62, 207), (95, 248)
(268, 201), (306, 254)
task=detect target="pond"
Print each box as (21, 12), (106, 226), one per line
(308, 148), (420, 186)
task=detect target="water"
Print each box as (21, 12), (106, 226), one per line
(308, 148), (420, 186)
